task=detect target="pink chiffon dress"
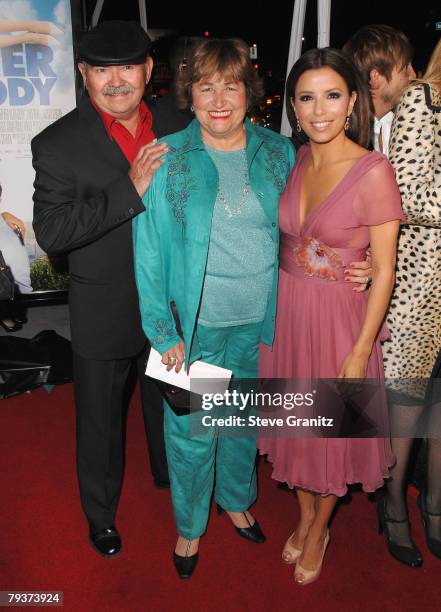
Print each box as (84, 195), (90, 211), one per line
(258, 145), (405, 496)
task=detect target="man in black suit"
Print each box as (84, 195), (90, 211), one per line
(32, 21), (174, 558)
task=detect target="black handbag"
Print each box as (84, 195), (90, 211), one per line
(151, 303), (201, 417)
(0, 250), (14, 301)
(155, 380), (196, 416)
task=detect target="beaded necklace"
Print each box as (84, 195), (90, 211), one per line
(216, 151), (251, 219)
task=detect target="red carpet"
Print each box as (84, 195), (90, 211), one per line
(1, 385), (439, 612)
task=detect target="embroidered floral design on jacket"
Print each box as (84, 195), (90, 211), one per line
(261, 133), (291, 192)
(294, 236), (344, 280)
(166, 137), (197, 228)
(151, 318), (175, 346)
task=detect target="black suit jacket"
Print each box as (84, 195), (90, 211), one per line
(32, 96), (189, 359)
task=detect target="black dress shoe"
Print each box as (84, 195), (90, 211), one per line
(173, 551), (198, 579)
(89, 526), (121, 558)
(377, 498), (423, 568)
(217, 504), (266, 544)
(154, 478), (170, 489)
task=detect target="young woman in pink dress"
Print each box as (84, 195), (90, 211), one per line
(259, 48), (404, 585)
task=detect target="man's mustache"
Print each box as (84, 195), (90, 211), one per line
(102, 85), (135, 96)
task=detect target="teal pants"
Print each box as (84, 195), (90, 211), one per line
(164, 322), (261, 539)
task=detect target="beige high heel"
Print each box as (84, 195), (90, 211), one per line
(282, 532), (303, 564)
(294, 530), (330, 586)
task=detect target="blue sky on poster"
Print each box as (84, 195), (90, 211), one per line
(0, 0), (76, 226)
(0, 0), (75, 96)
(0, 0), (67, 23)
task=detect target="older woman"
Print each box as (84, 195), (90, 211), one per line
(133, 38), (295, 578)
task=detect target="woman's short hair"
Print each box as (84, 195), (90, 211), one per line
(286, 47), (372, 148)
(174, 37), (264, 111)
(342, 24), (413, 83)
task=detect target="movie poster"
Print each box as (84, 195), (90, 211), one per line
(0, 0), (76, 292)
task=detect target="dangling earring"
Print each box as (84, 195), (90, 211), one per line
(296, 118), (301, 133)
(344, 115), (351, 131)
(190, 105), (194, 113)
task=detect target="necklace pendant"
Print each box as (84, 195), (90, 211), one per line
(217, 158), (250, 219)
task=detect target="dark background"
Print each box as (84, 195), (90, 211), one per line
(79, 0), (441, 83)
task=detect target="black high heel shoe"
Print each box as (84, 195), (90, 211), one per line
(217, 504), (266, 544)
(377, 498), (423, 567)
(417, 493), (441, 559)
(173, 540), (199, 579)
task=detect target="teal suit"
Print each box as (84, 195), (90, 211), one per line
(133, 118), (295, 538)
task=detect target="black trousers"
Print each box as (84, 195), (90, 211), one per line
(73, 345), (168, 531)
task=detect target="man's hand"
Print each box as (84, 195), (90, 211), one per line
(129, 140), (168, 198)
(1, 211), (26, 237)
(162, 342), (185, 373)
(344, 258), (372, 292)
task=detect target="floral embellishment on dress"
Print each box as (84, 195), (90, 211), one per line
(294, 237), (344, 280)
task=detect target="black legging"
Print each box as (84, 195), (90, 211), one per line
(385, 372), (441, 546)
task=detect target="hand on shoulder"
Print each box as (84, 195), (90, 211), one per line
(129, 140), (169, 197)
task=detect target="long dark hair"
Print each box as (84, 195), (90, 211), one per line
(286, 47), (372, 147)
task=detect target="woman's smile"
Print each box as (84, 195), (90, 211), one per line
(310, 120), (333, 131)
(208, 110), (232, 119)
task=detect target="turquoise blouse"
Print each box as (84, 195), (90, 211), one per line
(198, 145), (275, 327)
(133, 118), (295, 366)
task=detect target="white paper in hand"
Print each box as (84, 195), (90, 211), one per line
(145, 348), (232, 396)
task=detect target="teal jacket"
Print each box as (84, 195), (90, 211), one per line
(133, 118), (295, 366)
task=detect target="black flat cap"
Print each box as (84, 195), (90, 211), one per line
(78, 20), (152, 66)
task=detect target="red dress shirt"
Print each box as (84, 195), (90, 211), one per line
(92, 99), (155, 163)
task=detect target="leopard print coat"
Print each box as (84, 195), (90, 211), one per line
(383, 83), (441, 395)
